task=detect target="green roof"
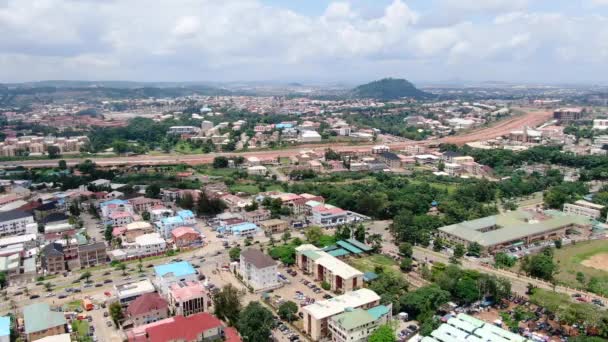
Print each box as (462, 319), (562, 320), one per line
(367, 305), (390, 320)
(23, 303), (66, 334)
(438, 209), (591, 247)
(301, 249), (323, 260)
(336, 241), (363, 254)
(345, 239), (373, 252)
(328, 248), (351, 257)
(330, 308), (375, 330)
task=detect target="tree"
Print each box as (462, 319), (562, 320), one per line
(400, 284), (450, 320)
(400, 257), (413, 272)
(554, 239), (562, 249)
(116, 263), (127, 276)
(44, 282), (53, 292)
(137, 259), (143, 273)
(145, 184), (161, 199)
(467, 242), (482, 257)
(399, 242), (413, 257)
(321, 281), (331, 291)
(109, 302), (123, 326)
(576, 271), (585, 284)
(213, 284), (242, 326)
(213, 156), (229, 169)
(58, 160), (67, 170)
(453, 244), (465, 258)
(305, 226), (323, 246)
(281, 231), (291, 244)
(494, 252), (516, 269)
(432, 237), (444, 252)
(354, 224), (366, 242)
(142, 211), (150, 221)
(278, 301), (298, 322)
(229, 247), (241, 261)
(366, 233), (383, 253)
(47, 145), (61, 159)
(104, 225), (113, 242)
(79, 271), (92, 283)
(69, 201), (81, 217)
(0, 272), (6, 289)
(178, 192), (194, 210)
(520, 248), (558, 281)
(369, 324), (396, 342)
(237, 302), (274, 342)
(196, 192), (226, 216)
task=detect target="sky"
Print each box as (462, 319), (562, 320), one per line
(1, 0), (608, 84)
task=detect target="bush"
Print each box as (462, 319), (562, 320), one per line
(321, 281), (331, 291)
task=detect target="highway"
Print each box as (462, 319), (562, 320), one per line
(0, 108), (552, 169)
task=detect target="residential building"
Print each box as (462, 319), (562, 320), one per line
(124, 221), (154, 242)
(126, 312), (237, 342)
(296, 244), (364, 293)
(115, 279), (156, 305)
(168, 126), (201, 135)
(302, 289), (381, 341)
(437, 209), (591, 255)
(553, 107), (585, 124)
(114, 233), (166, 260)
(301, 130), (322, 143)
(107, 211), (134, 227)
(156, 210), (196, 239)
(311, 204), (348, 227)
(168, 281), (208, 316)
(171, 226), (202, 249)
(594, 119), (608, 131)
(154, 261), (198, 294)
(239, 248), (281, 292)
(259, 219), (288, 234)
(247, 165), (268, 176)
(242, 209), (271, 224)
(0, 254), (19, 279)
(23, 303), (66, 341)
(0, 210), (35, 237)
(424, 313), (526, 342)
(128, 197), (162, 213)
(228, 222), (259, 237)
(41, 243), (65, 274)
(150, 207), (173, 222)
(378, 152), (401, 168)
(125, 292), (169, 327)
(328, 305), (391, 342)
(563, 200), (605, 220)
(78, 242), (107, 268)
(0, 316), (9, 342)
(99, 199), (133, 218)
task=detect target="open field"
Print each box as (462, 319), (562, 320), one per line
(229, 183), (283, 194)
(347, 254), (399, 276)
(553, 240), (608, 289)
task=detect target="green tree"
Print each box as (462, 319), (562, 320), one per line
(47, 145), (61, 159)
(354, 224), (366, 242)
(58, 159), (67, 170)
(453, 244), (465, 258)
(79, 271), (92, 283)
(109, 302), (123, 326)
(467, 242), (482, 257)
(0, 272), (6, 289)
(116, 263), (127, 276)
(69, 202), (81, 217)
(137, 259), (143, 273)
(44, 282), (53, 292)
(213, 284), (242, 326)
(278, 301), (298, 322)
(142, 211), (150, 221)
(520, 248), (558, 281)
(229, 247), (241, 261)
(369, 324), (396, 342)
(237, 302), (274, 342)
(398, 242), (413, 257)
(145, 184), (161, 199)
(178, 192), (194, 210)
(576, 272), (585, 284)
(104, 225), (113, 242)
(494, 252), (516, 269)
(281, 231), (291, 244)
(432, 236), (444, 252)
(321, 281), (331, 291)
(305, 226), (323, 246)
(554, 239), (562, 249)
(213, 156), (229, 169)
(400, 284), (450, 320)
(366, 233), (383, 253)
(400, 257), (413, 272)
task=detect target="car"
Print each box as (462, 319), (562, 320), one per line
(103, 271), (111, 276)
(104, 279), (113, 284)
(106, 321), (113, 327)
(87, 316), (93, 322)
(84, 284), (93, 288)
(572, 293), (582, 298)
(73, 289), (82, 293)
(323, 294), (332, 299)
(29, 295), (40, 299)
(95, 283), (103, 287)
(58, 294), (67, 299)
(46, 293), (55, 298)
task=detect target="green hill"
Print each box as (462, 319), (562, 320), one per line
(350, 78), (431, 100)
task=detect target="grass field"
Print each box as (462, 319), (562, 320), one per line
(347, 254), (400, 276)
(553, 240), (608, 289)
(229, 183), (283, 194)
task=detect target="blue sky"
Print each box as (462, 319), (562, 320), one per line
(1, 0), (607, 84)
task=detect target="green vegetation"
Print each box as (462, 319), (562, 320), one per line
(72, 320), (91, 342)
(552, 240), (608, 296)
(213, 284), (242, 326)
(278, 301), (298, 322)
(350, 78), (431, 100)
(348, 254), (398, 275)
(368, 324), (396, 342)
(520, 247), (559, 281)
(237, 302), (274, 342)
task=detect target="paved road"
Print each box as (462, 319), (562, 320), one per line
(0, 108), (551, 169)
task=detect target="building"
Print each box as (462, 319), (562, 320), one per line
(302, 289), (381, 341)
(154, 261), (198, 294)
(301, 130), (322, 143)
(0, 254), (20, 279)
(128, 197), (162, 213)
(378, 152), (401, 168)
(296, 244), (364, 293)
(0, 316), (9, 342)
(126, 312), (238, 342)
(115, 279), (156, 305)
(113, 233), (167, 260)
(125, 292), (169, 327)
(78, 242), (108, 268)
(156, 210), (196, 239)
(437, 209), (591, 255)
(247, 165), (268, 176)
(422, 313), (527, 342)
(168, 281), (208, 317)
(23, 303), (66, 341)
(124, 221), (155, 242)
(0, 210), (35, 237)
(259, 219), (288, 234)
(168, 126), (201, 135)
(242, 209), (271, 224)
(171, 226), (202, 249)
(223, 222), (259, 237)
(554, 107), (585, 124)
(563, 200), (605, 220)
(107, 211), (134, 227)
(33, 334), (71, 342)
(311, 204), (348, 227)
(239, 248), (281, 292)
(328, 305), (391, 342)
(41, 243), (65, 274)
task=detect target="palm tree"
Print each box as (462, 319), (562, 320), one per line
(44, 282), (53, 292)
(118, 263), (127, 276)
(137, 259), (143, 273)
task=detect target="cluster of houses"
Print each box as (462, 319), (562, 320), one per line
(0, 135), (89, 157)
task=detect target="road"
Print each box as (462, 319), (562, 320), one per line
(0, 108), (552, 169)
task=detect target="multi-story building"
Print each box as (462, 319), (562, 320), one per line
(126, 312), (239, 342)
(302, 289), (381, 341)
(0, 210), (35, 237)
(168, 126), (201, 135)
(295, 244), (364, 293)
(171, 227), (202, 249)
(124, 221), (155, 242)
(0, 316), (9, 342)
(112, 233), (167, 261)
(239, 248), (281, 292)
(563, 200), (605, 220)
(554, 107), (585, 124)
(377, 152), (400, 168)
(115, 279), (156, 305)
(156, 210), (196, 239)
(78, 242), (108, 268)
(41, 243), (66, 274)
(107, 211), (135, 227)
(242, 209), (271, 224)
(259, 219), (288, 234)
(23, 303), (67, 341)
(128, 197), (162, 213)
(125, 292), (169, 327)
(168, 281), (208, 317)
(154, 262), (198, 294)
(311, 204), (348, 228)
(328, 305), (391, 342)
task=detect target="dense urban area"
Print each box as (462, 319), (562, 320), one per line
(1, 78), (608, 342)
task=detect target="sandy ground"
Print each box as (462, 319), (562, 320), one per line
(581, 253), (608, 271)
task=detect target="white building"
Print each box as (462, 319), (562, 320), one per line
(239, 248), (281, 292)
(114, 233), (166, 260)
(563, 200), (605, 220)
(300, 131), (322, 143)
(247, 166), (268, 176)
(328, 305), (392, 342)
(115, 279), (156, 305)
(594, 119), (608, 131)
(153, 261), (198, 294)
(0, 210), (36, 237)
(168, 126), (201, 135)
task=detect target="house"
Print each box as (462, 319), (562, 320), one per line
(128, 197), (162, 213)
(239, 248), (281, 292)
(259, 219), (289, 234)
(328, 305), (392, 342)
(124, 221), (155, 242)
(311, 204), (348, 227)
(228, 222), (259, 237)
(33, 202), (61, 221)
(563, 200), (605, 220)
(41, 243), (65, 274)
(125, 292), (169, 327)
(112, 233), (167, 261)
(296, 244), (364, 293)
(247, 166), (268, 176)
(78, 242), (107, 268)
(150, 207), (173, 221)
(99, 199), (133, 218)
(108, 211), (134, 227)
(0, 316), (9, 342)
(0, 210), (35, 237)
(23, 303), (67, 341)
(126, 312), (236, 342)
(171, 227), (202, 249)
(242, 209), (271, 224)
(168, 281), (208, 317)
(115, 279), (156, 305)
(378, 152), (401, 168)
(154, 261), (198, 294)
(302, 289), (381, 341)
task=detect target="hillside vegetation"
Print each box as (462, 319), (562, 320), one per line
(350, 78), (431, 100)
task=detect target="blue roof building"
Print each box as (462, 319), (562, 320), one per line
(154, 261), (198, 293)
(177, 210), (194, 219)
(230, 222), (259, 237)
(100, 199), (128, 207)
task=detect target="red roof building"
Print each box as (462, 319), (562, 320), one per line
(127, 312), (235, 342)
(125, 293), (169, 327)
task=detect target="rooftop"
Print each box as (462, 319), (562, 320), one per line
(423, 313), (530, 342)
(303, 288), (380, 320)
(169, 281), (206, 302)
(241, 248), (276, 269)
(126, 293), (168, 317)
(438, 209), (590, 247)
(0, 316), (9, 337)
(154, 261), (196, 278)
(23, 302), (67, 334)
(0, 209), (31, 222)
(116, 279), (155, 299)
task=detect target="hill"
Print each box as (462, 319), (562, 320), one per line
(350, 78), (431, 100)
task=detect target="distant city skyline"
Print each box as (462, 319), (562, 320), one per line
(1, 0), (607, 84)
